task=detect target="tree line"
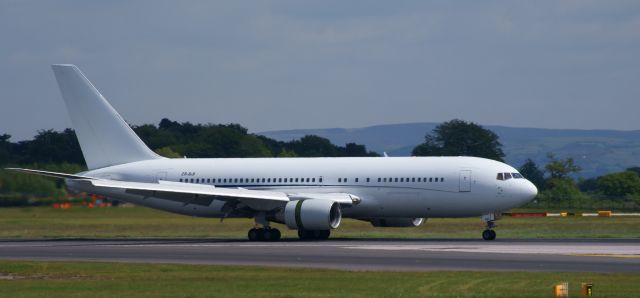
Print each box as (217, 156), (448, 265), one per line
(1, 118), (639, 209)
(0, 119), (378, 203)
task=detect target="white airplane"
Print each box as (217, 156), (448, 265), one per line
(8, 64), (537, 241)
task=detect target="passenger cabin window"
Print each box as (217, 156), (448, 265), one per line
(355, 178), (359, 183)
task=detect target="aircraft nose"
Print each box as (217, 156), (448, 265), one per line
(520, 180), (538, 202)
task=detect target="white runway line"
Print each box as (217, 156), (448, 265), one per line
(344, 244), (640, 257)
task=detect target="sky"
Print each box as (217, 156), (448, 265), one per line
(1, 1), (639, 141)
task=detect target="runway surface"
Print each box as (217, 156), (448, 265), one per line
(0, 238), (639, 272)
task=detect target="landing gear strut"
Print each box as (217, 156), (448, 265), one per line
(247, 212), (281, 242)
(481, 213), (498, 241)
(297, 229), (330, 240)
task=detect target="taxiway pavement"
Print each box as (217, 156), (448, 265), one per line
(0, 238), (638, 272)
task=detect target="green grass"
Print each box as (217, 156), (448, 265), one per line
(0, 206), (639, 239)
(0, 260), (638, 297)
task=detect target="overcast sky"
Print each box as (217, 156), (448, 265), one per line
(1, 1), (639, 141)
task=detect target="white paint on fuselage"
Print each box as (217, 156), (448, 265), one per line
(71, 156), (537, 219)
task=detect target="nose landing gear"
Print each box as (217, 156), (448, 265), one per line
(481, 213), (499, 241)
(482, 229), (496, 241)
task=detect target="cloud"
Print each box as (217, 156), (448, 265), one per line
(1, 1), (639, 141)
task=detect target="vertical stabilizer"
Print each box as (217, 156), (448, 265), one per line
(51, 64), (162, 169)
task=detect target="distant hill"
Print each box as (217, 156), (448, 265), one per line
(260, 123), (640, 178)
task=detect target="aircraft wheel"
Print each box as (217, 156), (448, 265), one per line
(248, 228), (260, 241)
(482, 229), (496, 241)
(316, 230), (330, 240)
(262, 228), (281, 241)
(271, 228), (282, 241)
(297, 229), (311, 240)
(297, 229), (330, 240)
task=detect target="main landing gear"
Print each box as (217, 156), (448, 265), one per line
(248, 227), (281, 241)
(247, 212), (281, 242)
(297, 229), (330, 241)
(481, 213), (498, 241)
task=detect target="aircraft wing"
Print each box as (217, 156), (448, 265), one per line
(5, 168), (358, 210)
(90, 179), (290, 209)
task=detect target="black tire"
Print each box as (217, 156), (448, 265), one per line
(248, 228), (260, 241)
(297, 229), (330, 240)
(261, 229), (273, 241)
(482, 229), (495, 241)
(297, 229), (311, 240)
(317, 230), (330, 240)
(271, 228), (282, 241)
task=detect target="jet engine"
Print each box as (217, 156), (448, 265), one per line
(284, 199), (342, 230)
(370, 217), (425, 227)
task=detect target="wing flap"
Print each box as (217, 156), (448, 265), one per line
(89, 179), (291, 202)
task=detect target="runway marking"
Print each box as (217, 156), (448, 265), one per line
(2, 241), (639, 258)
(571, 254), (640, 259)
(342, 244), (640, 257)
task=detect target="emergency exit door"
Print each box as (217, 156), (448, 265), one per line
(459, 170), (471, 192)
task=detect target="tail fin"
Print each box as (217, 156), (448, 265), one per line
(51, 64), (162, 170)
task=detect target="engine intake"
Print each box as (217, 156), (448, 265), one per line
(370, 217), (425, 227)
(284, 200), (341, 230)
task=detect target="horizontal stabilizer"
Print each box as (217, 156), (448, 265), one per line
(5, 168), (93, 180)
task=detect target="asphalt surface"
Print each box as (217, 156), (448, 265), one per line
(0, 238), (638, 272)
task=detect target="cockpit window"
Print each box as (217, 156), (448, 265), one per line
(512, 173), (524, 179)
(496, 173), (504, 180)
(504, 173), (513, 180)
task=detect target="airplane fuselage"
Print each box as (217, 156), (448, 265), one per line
(69, 156), (536, 220)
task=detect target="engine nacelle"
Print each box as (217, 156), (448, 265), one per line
(370, 217), (425, 227)
(284, 199), (342, 230)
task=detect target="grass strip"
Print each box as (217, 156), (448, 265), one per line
(0, 260), (639, 297)
(0, 206), (639, 239)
